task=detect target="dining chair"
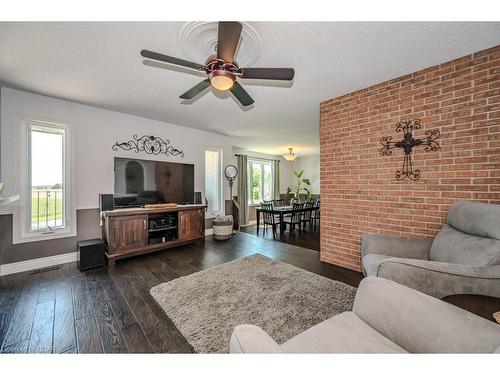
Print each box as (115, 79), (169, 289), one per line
(260, 202), (280, 239)
(300, 201), (315, 229)
(283, 202), (304, 232)
(272, 199), (285, 207)
(312, 200), (320, 227)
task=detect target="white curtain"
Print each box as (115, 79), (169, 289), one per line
(272, 159), (280, 199)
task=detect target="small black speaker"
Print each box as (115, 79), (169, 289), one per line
(194, 192), (202, 204)
(99, 193), (114, 212)
(77, 238), (106, 271)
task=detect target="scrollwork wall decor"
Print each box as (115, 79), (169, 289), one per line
(380, 119), (440, 181)
(112, 135), (185, 158)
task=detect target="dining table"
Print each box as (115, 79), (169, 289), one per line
(255, 205), (317, 234)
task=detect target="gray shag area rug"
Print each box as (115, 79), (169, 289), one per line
(150, 254), (356, 353)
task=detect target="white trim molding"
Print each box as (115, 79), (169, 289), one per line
(0, 205), (14, 215)
(0, 252), (77, 276)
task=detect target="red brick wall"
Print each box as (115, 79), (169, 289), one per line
(320, 45), (500, 272)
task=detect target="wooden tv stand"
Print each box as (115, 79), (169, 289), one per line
(102, 205), (205, 265)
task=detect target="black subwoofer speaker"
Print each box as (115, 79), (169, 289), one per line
(99, 193), (114, 212)
(194, 192), (202, 204)
(77, 238), (106, 271)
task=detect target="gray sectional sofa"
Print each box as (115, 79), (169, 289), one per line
(361, 200), (500, 299)
(230, 277), (500, 353)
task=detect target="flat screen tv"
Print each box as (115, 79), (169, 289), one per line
(113, 157), (195, 208)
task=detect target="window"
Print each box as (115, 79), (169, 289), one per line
(205, 149), (222, 215)
(248, 160), (273, 205)
(29, 125), (65, 232)
(13, 119), (75, 243)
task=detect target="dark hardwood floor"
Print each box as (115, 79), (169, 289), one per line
(240, 222), (320, 251)
(0, 232), (362, 354)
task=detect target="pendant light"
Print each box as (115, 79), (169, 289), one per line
(283, 147), (297, 162)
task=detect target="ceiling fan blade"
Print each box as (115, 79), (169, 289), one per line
(230, 82), (254, 107)
(141, 49), (204, 70)
(179, 80), (210, 99)
(242, 68), (295, 81)
(217, 22), (242, 63)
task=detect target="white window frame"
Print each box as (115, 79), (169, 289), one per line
(13, 117), (77, 244)
(247, 159), (274, 205)
(204, 147), (223, 218)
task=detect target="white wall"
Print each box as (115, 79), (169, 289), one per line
(232, 147), (293, 195)
(290, 155), (320, 194)
(0, 87), (233, 211)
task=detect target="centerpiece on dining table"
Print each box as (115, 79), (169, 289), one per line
(286, 170), (311, 203)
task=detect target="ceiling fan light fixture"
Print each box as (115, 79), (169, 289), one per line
(209, 70), (235, 91)
(283, 147), (297, 162)
(141, 21), (295, 106)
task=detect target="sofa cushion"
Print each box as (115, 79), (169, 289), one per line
(354, 277), (500, 353)
(362, 254), (392, 276)
(230, 325), (285, 353)
(430, 225), (500, 265)
(447, 200), (500, 240)
(281, 311), (407, 353)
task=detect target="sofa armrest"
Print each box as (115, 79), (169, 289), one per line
(377, 258), (500, 298)
(230, 325), (285, 353)
(353, 277), (500, 353)
(361, 233), (433, 260)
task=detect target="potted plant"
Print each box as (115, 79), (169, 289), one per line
(286, 170), (311, 203)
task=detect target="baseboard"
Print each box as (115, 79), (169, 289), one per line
(0, 252), (78, 276)
(205, 228), (214, 236)
(240, 220), (257, 227)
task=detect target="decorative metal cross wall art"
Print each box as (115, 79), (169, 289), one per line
(380, 119), (440, 181)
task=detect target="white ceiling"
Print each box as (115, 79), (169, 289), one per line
(0, 22), (499, 156)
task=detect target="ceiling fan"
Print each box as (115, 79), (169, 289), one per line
(140, 22), (295, 107)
